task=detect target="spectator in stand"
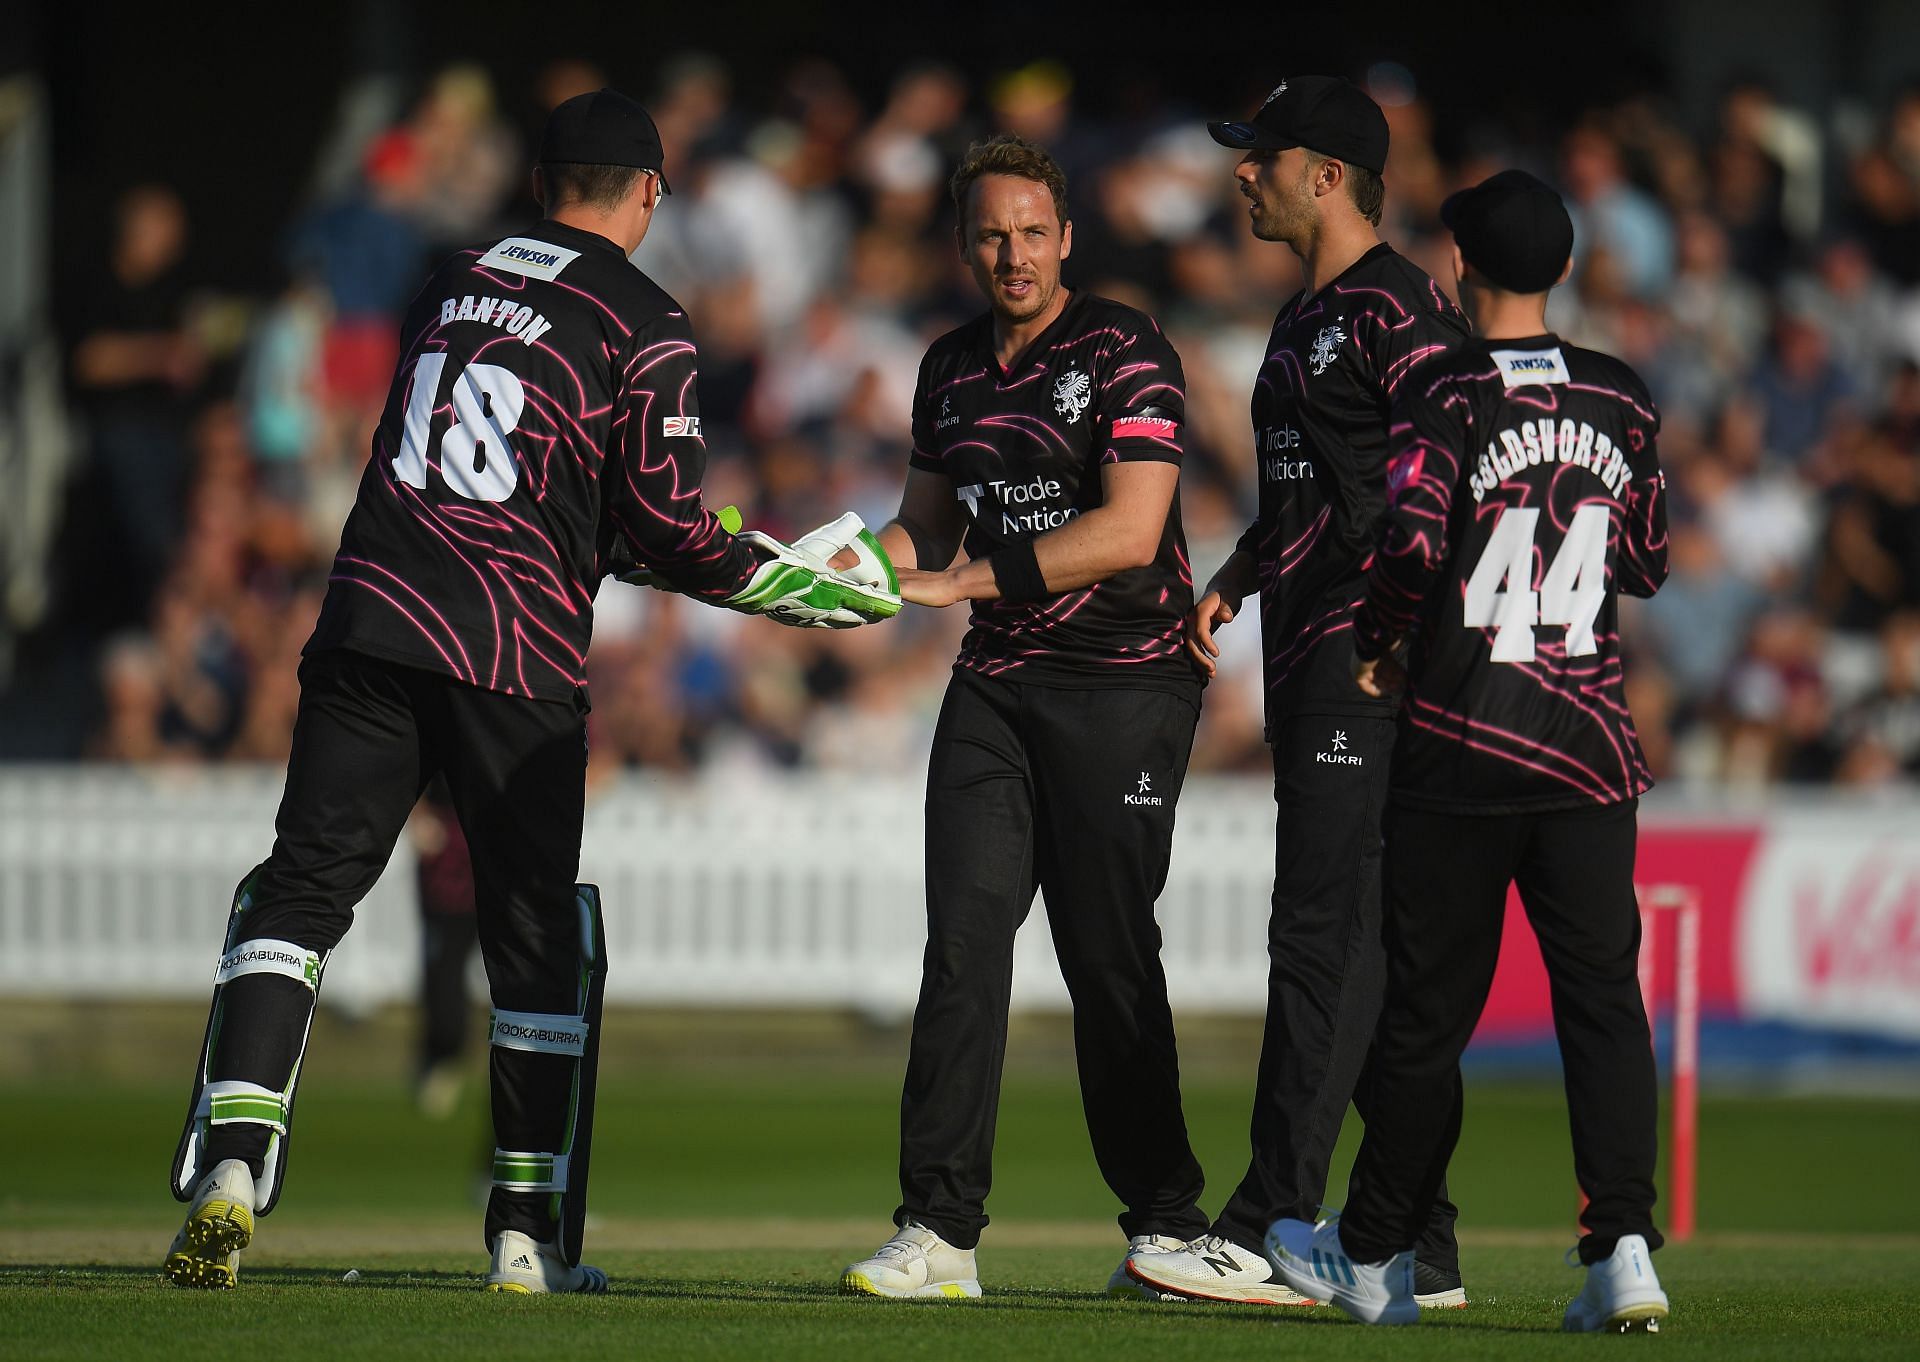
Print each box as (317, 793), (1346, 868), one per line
(1563, 123), (1674, 300)
(1638, 518), (1765, 713)
(33, 62), (1920, 795)
(67, 185), (205, 623)
(1832, 613), (1920, 785)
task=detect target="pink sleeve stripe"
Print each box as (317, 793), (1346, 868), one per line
(1111, 416), (1178, 440)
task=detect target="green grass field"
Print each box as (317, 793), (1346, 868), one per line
(2, 1004), (1917, 1359)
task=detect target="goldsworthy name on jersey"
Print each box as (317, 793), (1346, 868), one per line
(1468, 418), (1633, 503)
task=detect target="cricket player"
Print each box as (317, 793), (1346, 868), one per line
(1266, 169), (1672, 1332)
(162, 89), (895, 1293)
(1128, 76), (1468, 1307)
(838, 134), (1212, 1299)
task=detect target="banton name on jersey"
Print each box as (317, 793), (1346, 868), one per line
(436, 294), (555, 348)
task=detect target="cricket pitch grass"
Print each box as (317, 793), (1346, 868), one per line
(2, 1003), (1915, 1360)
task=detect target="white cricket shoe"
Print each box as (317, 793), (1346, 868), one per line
(162, 1158), (255, 1290)
(1123, 1231), (1317, 1305)
(1561, 1234), (1668, 1333)
(839, 1222), (981, 1299)
(484, 1229), (610, 1294)
(1265, 1216), (1419, 1325)
(1107, 1233), (1194, 1299)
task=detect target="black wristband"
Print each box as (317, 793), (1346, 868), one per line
(990, 540), (1050, 604)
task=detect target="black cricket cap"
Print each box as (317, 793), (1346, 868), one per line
(539, 89), (672, 194)
(1208, 76), (1389, 175)
(1441, 169), (1574, 292)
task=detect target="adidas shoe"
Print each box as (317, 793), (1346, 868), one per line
(484, 1229), (610, 1294)
(1123, 1232), (1317, 1305)
(1561, 1234), (1668, 1333)
(162, 1159), (255, 1290)
(1107, 1234), (1193, 1300)
(839, 1222), (981, 1299)
(1264, 1216), (1419, 1326)
(1414, 1258), (1468, 1308)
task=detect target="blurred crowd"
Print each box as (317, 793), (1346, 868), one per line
(49, 57), (1920, 789)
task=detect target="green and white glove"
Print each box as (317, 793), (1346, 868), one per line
(615, 506), (900, 628)
(729, 512), (900, 629)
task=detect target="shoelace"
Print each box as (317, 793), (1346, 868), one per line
(873, 1235), (927, 1262)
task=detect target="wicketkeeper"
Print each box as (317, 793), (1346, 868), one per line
(162, 90), (897, 1294)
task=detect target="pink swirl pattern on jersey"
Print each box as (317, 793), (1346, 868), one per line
(309, 227), (757, 704)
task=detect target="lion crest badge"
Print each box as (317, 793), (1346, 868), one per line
(1053, 368), (1092, 423)
(1309, 322), (1346, 376)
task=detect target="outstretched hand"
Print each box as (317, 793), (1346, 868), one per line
(1184, 591), (1238, 678)
(896, 568), (962, 608)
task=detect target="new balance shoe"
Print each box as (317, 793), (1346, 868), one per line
(840, 1222), (981, 1299)
(1561, 1234), (1668, 1333)
(1107, 1234), (1193, 1300)
(1264, 1216), (1419, 1326)
(1123, 1232), (1316, 1305)
(162, 1158), (255, 1290)
(1414, 1258), (1468, 1308)
(484, 1229), (609, 1294)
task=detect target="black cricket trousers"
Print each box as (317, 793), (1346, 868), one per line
(1339, 797), (1663, 1266)
(1211, 710), (1459, 1271)
(201, 648), (588, 1241)
(896, 668), (1211, 1249)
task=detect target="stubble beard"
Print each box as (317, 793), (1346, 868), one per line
(1250, 168), (1315, 248)
(993, 272), (1057, 327)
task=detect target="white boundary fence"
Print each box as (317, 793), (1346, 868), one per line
(10, 767), (1920, 1043)
(0, 766), (1280, 1015)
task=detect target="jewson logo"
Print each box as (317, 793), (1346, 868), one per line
(1491, 346), (1571, 389)
(1315, 730), (1363, 765)
(477, 236), (582, 281)
(1124, 770), (1164, 806)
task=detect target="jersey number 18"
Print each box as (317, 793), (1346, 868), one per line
(1463, 504), (1609, 663)
(392, 352), (524, 502)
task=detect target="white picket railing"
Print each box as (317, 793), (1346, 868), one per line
(0, 766), (1279, 1014)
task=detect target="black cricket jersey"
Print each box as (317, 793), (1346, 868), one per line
(1237, 243), (1468, 729)
(910, 291), (1199, 694)
(306, 220), (757, 705)
(1353, 335), (1670, 813)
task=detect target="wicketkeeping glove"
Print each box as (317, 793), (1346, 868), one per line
(615, 507), (901, 629)
(728, 512), (900, 629)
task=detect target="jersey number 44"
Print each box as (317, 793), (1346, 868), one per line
(1463, 504), (1609, 663)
